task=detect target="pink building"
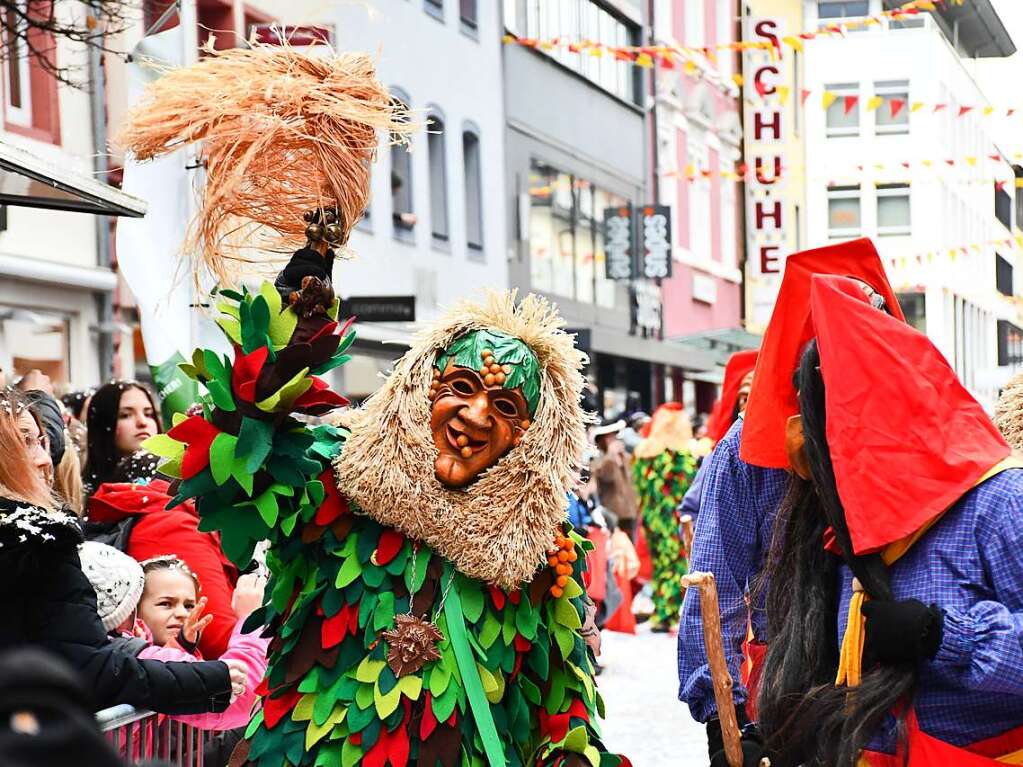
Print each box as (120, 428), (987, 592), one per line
(650, 0), (747, 414)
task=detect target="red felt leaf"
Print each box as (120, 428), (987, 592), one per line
(166, 415), (220, 479)
(348, 601), (360, 635)
(321, 604), (349, 649)
(364, 701), (411, 767)
(420, 693), (439, 741)
(314, 469), (349, 525)
(514, 635), (531, 653)
(488, 586), (506, 610)
(375, 529), (406, 565)
(293, 376), (350, 410)
(232, 345), (269, 403)
(508, 589), (521, 605)
(309, 320), (339, 342)
(262, 685), (300, 729)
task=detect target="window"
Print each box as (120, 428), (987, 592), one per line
(817, 0), (869, 18)
(390, 90), (415, 238)
(689, 142), (711, 259)
(875, 80), (909, 135)
(460, 0), (477, 29)
(505, 0), (637, 103)
(0, 307), (71, 385)
(828, 185), (861, 238)
(528, 158), (620, 307)
(996, 182), (1013, 230)
(997, 254), (1014, 297)
(462, 126), (483, 253)
(896, 292), (926, 334)
(425, 0), (443, 21)
(3, 4), (31, 127)
(826, 83), (859, 137)
(427, 111), (449, 243)
(721, 173), (737, 268)
(876, 183), (910, 236)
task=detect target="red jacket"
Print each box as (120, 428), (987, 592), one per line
(87, 480), (239, 658)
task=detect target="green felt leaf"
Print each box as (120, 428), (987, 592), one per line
(502, 604), (517, 645)
(562, 577), (584, 600)
(554, 623), (575, 660)
(431, 679), (458, 723)
(372, 592), (395, 632)
(373, 680), (402, 719)
(584, 745), (602, 767)
(333, 555), (362, 590)
(479, 612), (501, 649)
(244, 709), (264, 739)
(518, 676), (541, 706)
(515, 599), (539, 638)
(306, 480), (326, 507)
(396, 675), (422, 700)
(207, 379), (236, 412)
(563, 725), (588, 754)
(547, 670), (567, 714)
(256, 367), (311, 413)
(237, 417), (274, 472)
(305, 707), (344, 750)
(554, 597), (582, 630)
(354, 657), (384, 684)
(216, 316), (242, 345)
(428, 665), (450, 698)
(209, 432), (237, 486)
(253, 489), (280, 528)
(405, 547), (430, 593)
(293, 694), (315, 722)
(327, 296), (340, 320)
(143, 433), (185, 459)
(459, 580), (484, 623)
(341, 737), (362, 767)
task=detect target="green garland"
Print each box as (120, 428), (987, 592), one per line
(633, 451), (696, 629)
(147, 282), (628, 767)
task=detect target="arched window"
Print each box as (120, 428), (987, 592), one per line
(426, 107), (449, 243)
(390, 88), (415, 237)
(462, 123), (483, 253)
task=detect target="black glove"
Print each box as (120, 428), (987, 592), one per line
(273, 246), (335, 296)
(862, 598), (943, 666)
(707, 708), (765, 767)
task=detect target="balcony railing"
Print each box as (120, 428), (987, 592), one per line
(96, 705), (213, 766)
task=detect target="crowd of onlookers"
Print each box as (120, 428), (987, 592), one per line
(0, 367), (269, 766)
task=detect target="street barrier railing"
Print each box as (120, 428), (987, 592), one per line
(96, 705), (210, 766)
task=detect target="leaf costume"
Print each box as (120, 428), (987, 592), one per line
(123, 41), (626, 767)
(632, 405), (697, 630)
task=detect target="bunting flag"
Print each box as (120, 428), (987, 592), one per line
(885, 234), (1023, 276)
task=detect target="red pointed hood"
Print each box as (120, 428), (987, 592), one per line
(810, 275), (1009, 554)
(740, 238), (904, 469)
(88, 479), (185, 523)
(705, 350), (758, 444)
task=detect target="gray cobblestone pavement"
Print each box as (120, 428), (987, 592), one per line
(596, 624), (708, 766)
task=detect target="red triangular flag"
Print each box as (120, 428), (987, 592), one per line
(800, 88), (812, 105)
(889, 98), (905, 119)
(843, 94), (858, 114)
(958, 105), (973, 117)
(933, 103), (947, 112)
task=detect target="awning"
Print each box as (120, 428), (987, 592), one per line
(573, 326), (718, 371)
(0, 141), (147, 217)
(670, 327), (761, 366)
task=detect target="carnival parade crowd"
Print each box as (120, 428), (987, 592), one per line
(5, 41), (1023, 767)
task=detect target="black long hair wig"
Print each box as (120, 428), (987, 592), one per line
(755, 339), (916, 766)
(82, 381), (162, 494)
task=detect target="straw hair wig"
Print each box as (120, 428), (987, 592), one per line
(334, 291), (588, 589)
(633, 406), (694, 459)
(116, 42), (413, 285)
(995, 370), (1023, 450)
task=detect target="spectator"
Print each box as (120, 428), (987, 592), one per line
(82, 381), (161, 497)
(0, 389), (241, 715)
(86, 451), (241, 658)
(590, 419), (639, 538)
(78, 544), (267, 732)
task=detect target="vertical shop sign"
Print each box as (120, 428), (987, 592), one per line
(604, 205), (635, 280)
(639, 205), (672, 279)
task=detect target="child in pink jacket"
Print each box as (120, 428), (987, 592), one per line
(79, 541), (268, 731)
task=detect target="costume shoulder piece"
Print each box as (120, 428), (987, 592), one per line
(335, 290), (588, 589)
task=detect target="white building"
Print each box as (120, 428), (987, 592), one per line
(0, 4), (116, 388)
(308, 0), (506, 400)
(802, 0), (1023, 410)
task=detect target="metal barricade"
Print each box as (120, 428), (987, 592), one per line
(96, 705), (210, 766)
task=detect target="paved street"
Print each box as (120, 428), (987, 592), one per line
(597, 624), (707, 766)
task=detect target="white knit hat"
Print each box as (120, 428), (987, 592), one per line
(78, 541), (145, 632)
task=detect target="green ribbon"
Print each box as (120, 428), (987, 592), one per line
(443, 569), (506, 767)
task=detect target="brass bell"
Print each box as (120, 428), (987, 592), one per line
(303, 210), (315, 223)
(324, 209), (337, 224)
(305, 223), (324, 241)
(324, 223), (343, 243)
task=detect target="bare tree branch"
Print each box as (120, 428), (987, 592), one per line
(0, 0), (140, 90)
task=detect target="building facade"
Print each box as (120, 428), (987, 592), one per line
(801, 0), (1022, 409)
(651, 0), (746, 414)
(502, 0), (714, 417)
(0, 3), (111, 388)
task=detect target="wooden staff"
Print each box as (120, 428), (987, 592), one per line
(681, 572), (771, 767)
(681, 514), (695, 557)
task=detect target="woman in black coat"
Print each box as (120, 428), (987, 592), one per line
(0, 389), (241, 715)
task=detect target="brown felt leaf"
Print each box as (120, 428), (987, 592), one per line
(227, 738), (251, 767)
(417, 721), (461, 767)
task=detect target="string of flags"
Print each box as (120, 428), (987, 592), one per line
(751, 88), (1021, 121)
(502, 0), (963, 89)
(889, 234), (1023, 273)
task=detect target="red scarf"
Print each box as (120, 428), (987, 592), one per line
(705, 350), (758, 444)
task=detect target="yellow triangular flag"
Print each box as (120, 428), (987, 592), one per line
(502, 34), (515, 44)
(635, 52), (654, 68)
(911, 101), (925, 112)
(1016, 178), (1023, 188)
(823, 91), (838, 109)
(589, 46), (603, 57)
(684, 60), (697, 75)
(777, 86), (791, 105)
(984, 106), (994, 116)
(782, 35), (803, 52)
(732, 73), (744, 87)
(966, 156), (977, 166)
(866, 96), (883, 111)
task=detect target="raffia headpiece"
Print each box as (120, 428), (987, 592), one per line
(115, 42), (414, 285)
(633, 404), (694, 459)
(334, 291), (588, 589)
(995, 370), (1023, 450)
